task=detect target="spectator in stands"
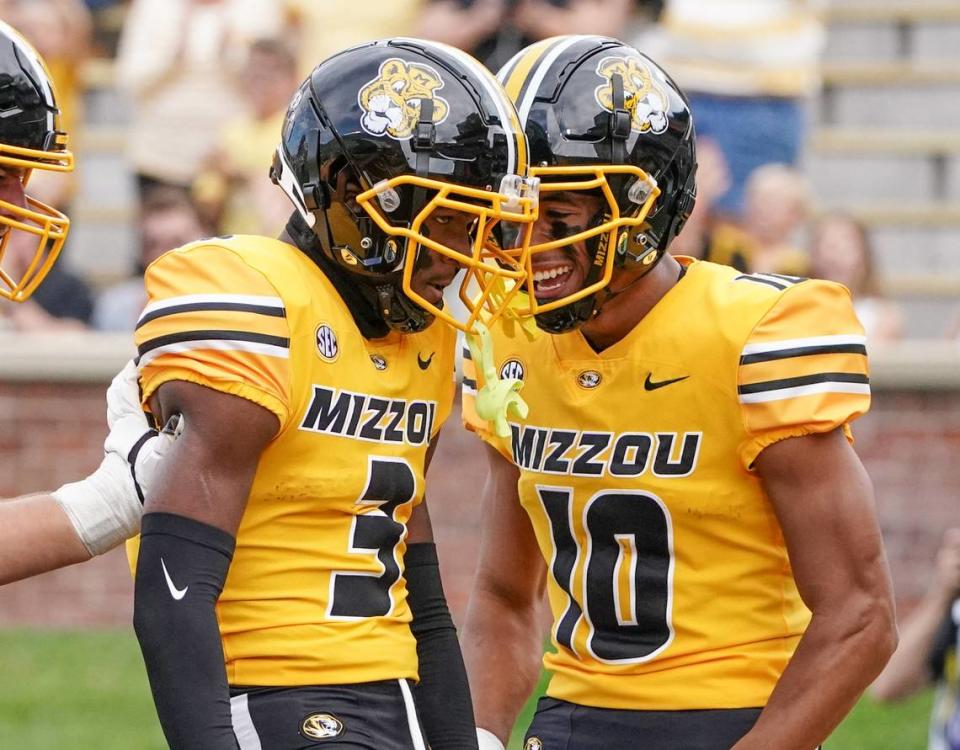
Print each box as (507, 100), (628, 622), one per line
(116, 0), (287, 200)
(415, 0), (506, 64)
(707, 163), (812, 276)
(872, 527), (960, 750)
(652, 0), (825, 220)
(92, 188), (205, 332)
(0, 229), (93, 330)
(286, 0), (422, 77)
(415, 0), (648, 71)
(809, 213), (903, 344)
(192, 38), (299, 237)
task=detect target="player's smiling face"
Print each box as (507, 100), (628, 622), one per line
(529, 190), (604, 302)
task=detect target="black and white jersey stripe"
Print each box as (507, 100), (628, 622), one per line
(738, 372), (870, 404)
(135, 293), (290, 367)
(739, 334), (867, 365)
(136, 293), (286, 328)
(733, 272), (806, 291)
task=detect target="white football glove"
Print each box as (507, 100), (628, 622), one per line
(52, 360), (181, 556)
(477, 728), (506, 750)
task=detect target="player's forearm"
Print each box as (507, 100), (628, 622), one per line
(406, 543), (478, 750)
(133, 513), (239, 750)
(0, 494), (91, 585)
(733, 597), (897, 749)
(462, 587), (543, 742)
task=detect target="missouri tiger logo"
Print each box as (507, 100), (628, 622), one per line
(358, 58), (449, 139)
(301, 712), (344, 740)
(594, 56), (669, 135)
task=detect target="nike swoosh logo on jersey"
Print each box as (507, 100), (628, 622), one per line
(417, 352), (435, 370)
(161, 557), (188, 601)
(644, 373), (689, 391)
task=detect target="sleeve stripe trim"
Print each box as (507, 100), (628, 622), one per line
(462, 383), (477, 396)
(462, 377), (477, 390)
(138, 329), (290, 357)
(741, 342), (867, 364)
(755, 272), (806, 284)
(739, 371), (869, 396)
(739, 381), (871, 404)
(462, 346), (472, 360)
(742, 334), (867, 356)
(734, 274), (787, 290)
(137, 301), (287, 328)
(138, 294), (284, 324)
(136, 339), (291, 368)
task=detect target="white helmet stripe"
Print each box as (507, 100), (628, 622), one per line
(396, 38), (520, 175)
(496, 47), (528, 86)
(517, 35), (598, 124)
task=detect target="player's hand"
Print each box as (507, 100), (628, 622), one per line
(52, 361), (182, 556)
(103, 360), (181, 502)
(477, 728), (506, 750)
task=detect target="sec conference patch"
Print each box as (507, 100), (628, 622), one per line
(525, 738), (544, 750)
(315, 323), (339, 362)
(301, 712), (344, 741)
(499, 358), (525, 382)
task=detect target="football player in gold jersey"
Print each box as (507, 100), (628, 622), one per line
(460, 36), (897, 750)
(128, 40), (537, 750)
(0, 19), (172, 586)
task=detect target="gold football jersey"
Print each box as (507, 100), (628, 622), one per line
(463, 258), (870, 710)
(129, 235), (456, 687)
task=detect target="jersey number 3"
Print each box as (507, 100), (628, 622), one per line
(329, 456), (416, 619)
(539, 486), (674, 664)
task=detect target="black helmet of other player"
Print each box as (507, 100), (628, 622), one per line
(271, 38), (539, 334)
(498, 35), (696, 334)
(0, 20), (73, 302)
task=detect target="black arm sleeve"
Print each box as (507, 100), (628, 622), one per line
(405, 542), (479, 750)
(133, 512), (239, 750)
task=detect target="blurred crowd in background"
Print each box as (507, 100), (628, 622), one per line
(0, 0), (951, 345)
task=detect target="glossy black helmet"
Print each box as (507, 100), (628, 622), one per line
(272, 38), (539, 334)
(498, 35), (697, 333)
(0, 20), (73, 302)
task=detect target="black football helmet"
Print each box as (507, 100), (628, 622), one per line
(498, 35), (697, 333)
(0, 20), (73, 302)
(271, 38), (539, 334)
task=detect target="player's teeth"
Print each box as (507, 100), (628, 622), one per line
(533, 265), (571, 282)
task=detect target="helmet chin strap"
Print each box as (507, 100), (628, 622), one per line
(594, 239), (662, 311)
(589, 72), (658, 313)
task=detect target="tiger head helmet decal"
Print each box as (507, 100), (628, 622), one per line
(358, 57), (449, 139)
(594, 56), (669, 135)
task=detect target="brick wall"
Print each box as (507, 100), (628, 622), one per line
(0, 383), (957, 628)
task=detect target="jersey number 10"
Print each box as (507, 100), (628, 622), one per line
(539, 486), (675, 663)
